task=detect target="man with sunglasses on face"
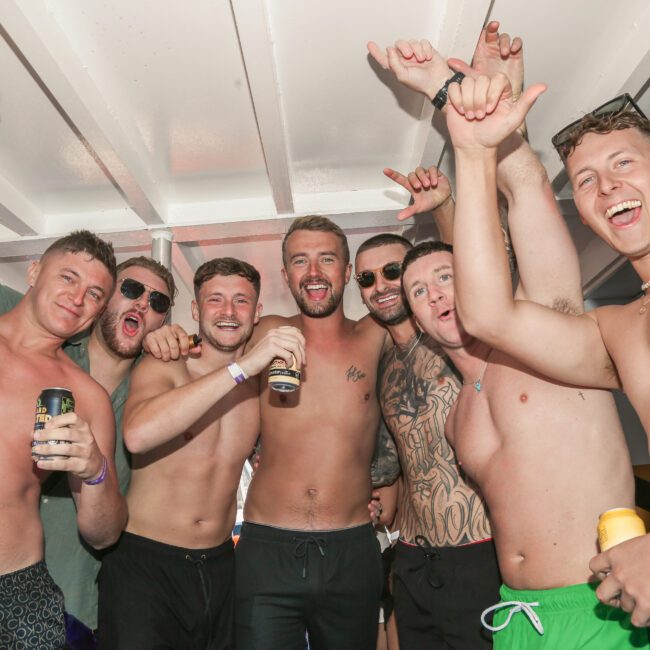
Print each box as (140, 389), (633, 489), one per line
(100, 258), (304, 649)
(355, 171), (500, 650)
(0, 254), (175, 642)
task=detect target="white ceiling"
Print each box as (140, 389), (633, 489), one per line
(0, 0), (648, 331)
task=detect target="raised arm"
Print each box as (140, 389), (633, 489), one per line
(384, 165), (454, 243)
(447, 71), (617, 388)
(124, 325), (305, 453)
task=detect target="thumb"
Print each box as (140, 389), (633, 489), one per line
(397, 205), (416, 221)
(511, 83), (546, 123)
(447, 58), (475, 79)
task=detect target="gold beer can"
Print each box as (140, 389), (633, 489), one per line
(268, 357), (300, 392)
(597, 508), (646, 552)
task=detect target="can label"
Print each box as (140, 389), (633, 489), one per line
(268, 358), (301, 392)
(598, 508), (646, 551)
(32, 388), (75, 459)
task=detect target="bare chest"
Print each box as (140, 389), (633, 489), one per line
(452, 356), (595, 481)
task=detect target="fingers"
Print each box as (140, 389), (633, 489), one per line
(383, 167), (411, 191)
(512, 83), (546, 121)
(367, 41), (388, 69)
(447, 57), (474, 79)
(484, 21), (500, 42)
(589, 550), (611, 581)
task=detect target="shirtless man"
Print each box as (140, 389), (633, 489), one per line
(0, 231), (127, 649)
(355, 173), (499, 648)
(1, 255), (175, 639)
(235, 216), (388, 650)
(428, 27), (650, 630)
(102, 257), (303, 649)
(378, 34), (646, 644)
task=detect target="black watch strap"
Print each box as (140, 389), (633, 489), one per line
(432, 72), (465, 110)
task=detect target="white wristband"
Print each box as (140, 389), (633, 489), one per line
(227, 362), (248, 385)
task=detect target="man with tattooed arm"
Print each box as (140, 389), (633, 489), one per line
(356, 169), (498, 649)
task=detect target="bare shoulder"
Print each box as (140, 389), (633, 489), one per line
(594, 301), (644, 342)
(248, 313), (296, 347)
(354, 313), (388, 348)
(131, 352), (187, 388)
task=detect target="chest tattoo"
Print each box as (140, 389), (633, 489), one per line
(346, 365), (366, 382)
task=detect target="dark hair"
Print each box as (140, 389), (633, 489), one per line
(356, 233), (413, 259)
(563, 111), (650, 161)
(194, 257), (261, 299)
(282, 215), (350, 267)
(402, 240), (453, 277)
(117, 256), (178, 305)
(42, 230), (116, 281)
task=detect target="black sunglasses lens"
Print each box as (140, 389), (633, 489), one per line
(383, 263), (402, 281)
(120, 278), (145, 300)
(357, 271), (376, 288)
(149, 292), (171, 314)
(121, 278), (170, 313)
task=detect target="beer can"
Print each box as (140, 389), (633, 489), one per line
(598, 508), (646, 551)
(32, 387), (75, 459)
(268, 357), (301, 392)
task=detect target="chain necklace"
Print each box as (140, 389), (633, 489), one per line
(640, 280), (650, 315)
(394, 331), (423, 363)
(462, 360), (488, 392)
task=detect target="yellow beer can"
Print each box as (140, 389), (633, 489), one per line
(597, 508), (646, 552)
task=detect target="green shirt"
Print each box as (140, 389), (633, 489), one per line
(0, 284), (133, 629)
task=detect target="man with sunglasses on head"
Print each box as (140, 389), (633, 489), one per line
(0, 231), (127, 649)
(100, 258), (304, 649)
(355, 169), (500, 649)
(0, 254), (176, 643)
(429, 52), (650, 631)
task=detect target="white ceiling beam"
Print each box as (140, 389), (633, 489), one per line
(0, 3), (166, 226)
(229, 0), (294, 215)
(0, 173), (42, 236)
(0, 209), (404, 260)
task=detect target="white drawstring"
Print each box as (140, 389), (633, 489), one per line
(481, 600), (544, 635)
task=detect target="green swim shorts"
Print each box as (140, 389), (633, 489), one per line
(481, 582), (650, 649)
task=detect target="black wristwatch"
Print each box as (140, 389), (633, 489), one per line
(432, 72), (465, 110)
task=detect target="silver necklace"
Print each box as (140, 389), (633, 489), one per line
(640, 280), (650, 315)
(462, 360), (488, 392)
(395, 331), (423, 362)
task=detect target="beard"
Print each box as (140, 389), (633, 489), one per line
(201, 319), (252, 353)
(368, 290), (410, 326)
(292, 278), (343, 318)
(99, 309), (142, 359)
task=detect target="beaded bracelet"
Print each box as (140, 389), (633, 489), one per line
(83, 455), (108, 486)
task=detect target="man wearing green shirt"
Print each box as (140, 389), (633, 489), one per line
(0, 254), (177, 641)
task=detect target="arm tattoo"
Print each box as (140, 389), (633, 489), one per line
(370, 415), (400, 488)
